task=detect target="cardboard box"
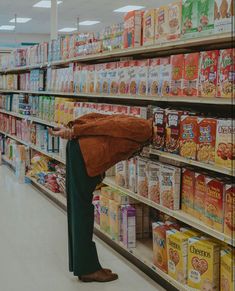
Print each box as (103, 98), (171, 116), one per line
(181, 168), (195, 214)
(223, 184), (235, 238)
(143, 9), (156, 46)
(123, 10), (143, 49)
(214, 0), (234, 33)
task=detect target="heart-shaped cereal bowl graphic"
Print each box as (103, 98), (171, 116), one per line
(192, 257), (208, 275)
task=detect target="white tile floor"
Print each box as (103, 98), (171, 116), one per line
(0, 165), (165, 291)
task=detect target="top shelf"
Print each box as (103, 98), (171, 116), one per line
(0, 33), (232, 74)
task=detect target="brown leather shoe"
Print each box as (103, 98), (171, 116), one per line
(79, 269), (118, 282)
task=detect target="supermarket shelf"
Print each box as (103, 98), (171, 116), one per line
(0, 63), (48, 74)
(103, 177), (235, 247)
(150, 148), (234, 177)
(0, 89), (233, 105)
(1, 154), (15, 168)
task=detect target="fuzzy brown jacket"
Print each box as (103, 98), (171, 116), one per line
(68, 113), (153, 177)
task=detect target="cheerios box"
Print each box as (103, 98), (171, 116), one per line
(224, 184), (235, 238)
(194, 173), (207, 220)
(188, 237), (220, 290)
(181, 168), (195, 214)
(220, 248), (235, 291)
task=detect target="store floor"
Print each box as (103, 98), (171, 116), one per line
(0, 165), (165, 291)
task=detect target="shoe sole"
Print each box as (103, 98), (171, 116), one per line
(79, 276), (118, 283)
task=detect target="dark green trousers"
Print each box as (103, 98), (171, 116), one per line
(66, 140), (102, 276)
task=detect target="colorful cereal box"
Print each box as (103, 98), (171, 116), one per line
(224, 184), (235, 238)
(137, 158), (148, 198)
(107, 62), (118, 95)
(183, 52), (200, 96)
(143, 9), (156, 46)
(197, 118), (217, 164)
(148, 161), (161, 204)
(198, 0), (215, 35)
(122, 205), (136, 248)
(148, 58), (161, 96)
(167, 1), (182, 41)
(153, 107), (166, 151)
(218, 48), (235, 98)
(182, 0), (199, 38)
(180, 115), (198, 160)
(123, 10), (143, 49)
(220, 248), (235, 291)
(181, 168), (195, 214)
(87, 65), (95, 93)
(118, 61), (129, 95)
(188, 237), (220, 290)
(109, 199), (121, 241)
(95, 63), (105, 94)
(128, 60), (138, 95)
(159, 57), (171, 97)
(204, 177), (225, 232)
(170, 54), (184, 96)
(100, 194), (111, 234)
(214, 0), (234, 33)
(194, 173), (207, 220)
(165, 109), (182, 154)
(115, 160), (128, 188)
(155, 6), (169, 43)
(136, 60), (148, 96)
(128, 158), (137, 193)
(199, 50), (219, 98)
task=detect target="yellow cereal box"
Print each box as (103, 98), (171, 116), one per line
(100, 194), (111, 234)
(143, 9), (156, 46)
(220, 248), (235, 291)
(109, 200), (121, 241)
(188, 237), (220, 290)
(224, 184), (235, 238)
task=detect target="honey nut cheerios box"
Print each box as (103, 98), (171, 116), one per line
(194, 173), (207, 220)
(220, 248), (235, 291)
(181, 168), (195, 214)
(224, 184), (235, 238)
(188, 237), (220, 290)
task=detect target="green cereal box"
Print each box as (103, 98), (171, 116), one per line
(198, 0), (215, 35)
(182, 0), (199, 38)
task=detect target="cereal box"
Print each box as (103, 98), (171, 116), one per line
(143, 9), (156, 46)
(148, 161), (161, 204)
(155, 6), (168, 43)
(214, 0), (234, 33)
(165, 109), (182, 154)
(180, 115), (198, 160)
(123, 10), (143, 49)
(199, 50), (219, 98)
(183, 52), (200, 96)
(159, 57), (171, 97)
(118, 61), (129, 95)
(137, 158), (148, 198)
(181, 168), (195, 214)
(188, 237), (220, 290)
(197, 118), (217, 164)
(136, 60), (148, 96)
(152, 222), (171, 273)
(198, 0), (215, 35)
(204, 177), (225, 232)
(224, 184), (235, 238)
(220, 248), (235, 291)
(109, 199), (121, 241)
(167, 230), (189, 284)
(152, 107), (166, 151)
(167, 1), (182, 41)
(87, 65), (95, 94)
(95, 63), (105, 94)
(215, 119), (234, 170)
(128, 158), (137, 193)
(115, 160), (128, 188)
(100, 63), (109, 94)
(100, 194), (111, 234)
(170, 54), (184, 96)
(127, 60), (138, 95)
(218, 48), (235, 98)
(148, 58), (161, 96)
(122, 205), (136, 248)
(160, 164), (181, 210)
(107, 62), (118, 95)
(194, 173), (207, 220)
(182, 0), (199, 38)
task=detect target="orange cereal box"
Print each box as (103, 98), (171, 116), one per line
(123, 10), (143, 49)
(183, 52), (200, 97)
(204, 177), (225, 232)
(181, 168), (195, 214)
(167, 1), (182, 41)
(170, 54), (184, 96)
(220, 248), (235, 291)
(155, 6), (168, 43)
(194, 173), (207, 220)
(218, 48), (235, 98)
(180, 115), (198, 160)
(197, 118), (217, 164)
(199, 50), (219, 98)
(224, 184), (235, 238)
(188, 237), (220, 290)
(143, 9), (156, 46)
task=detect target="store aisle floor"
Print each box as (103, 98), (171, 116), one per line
(0, 165), (165, 291)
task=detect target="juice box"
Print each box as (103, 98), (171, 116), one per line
(137, 158), (148, 198)
(220, 248), (235, 291)
(204, 177), (225, 232)
(167, 1), (182, 41)
(165, 109), (182, 154)
(224, 184), (235, 238)
(148, 161), (161, 204)
(155, 6), (168, 43)
(197, 118), (217, 164)
(109, 199), (121, 241)
(123, 10), (143, 49)
(183, 52), (200, 96)
(214, 0), (234, 33)
(194, 173), (207, 220)
(182, 0), (199, 38)
(188, 237), (220, 290)
(170, 54), (184, 96)
(148, 58), (161, 96)
(198, 0), (215, 35)
(143, 9), (156, 46)
(218, 48), (235, 98)
(153, 107), (166, 151)
(181, 168), (195, 214)
(199, 50), (219, 98)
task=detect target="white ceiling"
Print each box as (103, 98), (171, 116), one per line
(0, 0), (172, 35)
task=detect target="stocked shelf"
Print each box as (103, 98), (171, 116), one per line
(1, 154), (15, 168)
(103, 177), (235, 247)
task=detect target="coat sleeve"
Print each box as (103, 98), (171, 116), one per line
(72, 115), (153, 143)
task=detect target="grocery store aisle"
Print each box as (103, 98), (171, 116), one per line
(0, 165), (165, 291)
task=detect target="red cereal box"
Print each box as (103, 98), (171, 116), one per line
(199, 50), (219, 98)
(170, 54), (184, 96)
(118, 61), (129, 95)
(183, 52), (200, 97)
(194, 173), (207, 220)
(224, 184), (235, 238)
(123, 11), (143, 49)
(165, 109), (182, 154)
(204, 177), (225, 232)
(181, 168), (195, 214)
(218, 48), (235, 98)
(153, 107), (166, 151)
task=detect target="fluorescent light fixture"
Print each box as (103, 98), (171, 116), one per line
(59, 27), (77, 32)
(0, 25), (15, 30)
(79, 20), (100, 26)
(114, 5), (145, 12)
(10, 17), (32, 23)
(33, 1), (62, 8)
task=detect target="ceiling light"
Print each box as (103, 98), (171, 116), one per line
(59, 27), (77, 32)
(0, 25), (15, 30)
(10, 18), (32, 23)
(79, 20), (100, 26)
(33, 1), (62, 8)
(114, 5), (145, 13)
